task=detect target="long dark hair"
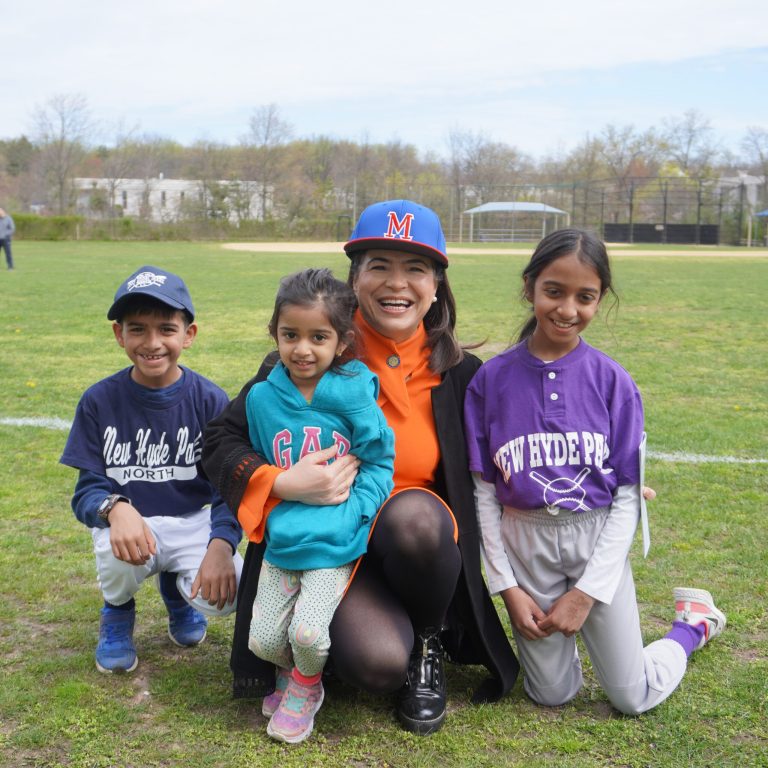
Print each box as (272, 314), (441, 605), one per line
(346, 254), (464, 374)
(518, 228), (617, 343)
(268, 268), (358, 372)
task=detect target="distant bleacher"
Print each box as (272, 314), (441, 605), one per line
(477, 228), (540, 242)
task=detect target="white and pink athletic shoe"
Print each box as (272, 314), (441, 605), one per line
(262, 667), (291, 718)
(673, 587), (727, 650)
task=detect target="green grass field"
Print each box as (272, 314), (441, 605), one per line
(0, 241), (766, 768)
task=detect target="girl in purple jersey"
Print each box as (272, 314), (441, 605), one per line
(464, 228), (726, 714)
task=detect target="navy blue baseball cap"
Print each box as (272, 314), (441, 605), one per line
(344, 199), (448, 266)
(107, 265), (195, 321)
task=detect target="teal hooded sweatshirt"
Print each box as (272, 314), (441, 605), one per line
(245, 359), (394, 570)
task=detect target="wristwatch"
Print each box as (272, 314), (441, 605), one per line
(96, 494), (130, 525)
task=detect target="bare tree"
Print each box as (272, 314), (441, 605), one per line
(186, 140), (236, 221)
(0, 136), (38, 210)
(98, 121), (141, 219)
(741, 126), (768, 210)
(599, 125), (660, 186)
(741, 126), (768, 177)
(31, 93), (94, 213)
(242, 103), (293, 219)
(446, 129), (531, 203)
(445, 129), (480, 234)
(540, 135), (606, 227)
(597, 124), (662, 223)
(661, 110), (719, 175)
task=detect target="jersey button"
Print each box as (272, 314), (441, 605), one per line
(550, 393), (559, 401)
(548, 371), (557, 380)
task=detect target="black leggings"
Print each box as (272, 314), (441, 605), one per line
(328, 489), (461, 694)
(230, 488), (461, 695)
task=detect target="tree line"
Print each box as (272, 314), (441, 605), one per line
(1, 93), (767, 241)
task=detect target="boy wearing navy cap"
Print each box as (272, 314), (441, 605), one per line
(61, 266), (243, 674)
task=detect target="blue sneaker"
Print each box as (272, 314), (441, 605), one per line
(164, 599), (207, 646)
(95, 605), (138, 674)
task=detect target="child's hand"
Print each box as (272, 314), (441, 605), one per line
(273, 445), (360, 505)
(500, 586), (548, 641)
(191, 538), (238, 610)
(537, 588), (594, 637)
(107, 502), (157, 565)
(642, 486), (657, 500)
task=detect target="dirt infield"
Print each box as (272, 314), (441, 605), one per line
(222, 242), (768, 257)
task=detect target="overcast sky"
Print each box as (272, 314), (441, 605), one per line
(4, 0), (767, 159)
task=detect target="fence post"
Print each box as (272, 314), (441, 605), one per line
(737, 183), (745, 245)
(600, 189), (605, 239)
(696, 179), (702, 245)
(458, 185), (464, 243)
(571, 183), (577, 226)
(628, 183), (635, 244)
(718, 188), (724, 246)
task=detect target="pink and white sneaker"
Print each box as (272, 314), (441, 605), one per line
(267, 676), (325, 744)
(673, 587), (726, 650)
(262, 667), (291, 718)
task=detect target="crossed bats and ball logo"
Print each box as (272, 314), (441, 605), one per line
(530, 467), (592, 513)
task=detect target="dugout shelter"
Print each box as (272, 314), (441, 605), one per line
(463, 201), (568, 242)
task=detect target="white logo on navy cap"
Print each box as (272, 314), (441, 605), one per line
(127, 272), (167, 292)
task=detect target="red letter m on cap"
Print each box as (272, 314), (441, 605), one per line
(385, 211), (414, 240)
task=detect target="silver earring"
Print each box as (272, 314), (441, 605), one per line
(431, 296), (438, 303)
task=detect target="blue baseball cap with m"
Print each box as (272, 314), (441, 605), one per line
(107, 265), (195, 321)
(344, 199), (448, 266)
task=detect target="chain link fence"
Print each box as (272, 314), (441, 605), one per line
(339, 177), (767, 246)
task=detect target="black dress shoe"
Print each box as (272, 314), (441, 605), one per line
(397, 628), (447, 735)
(232, 674), (273, 700)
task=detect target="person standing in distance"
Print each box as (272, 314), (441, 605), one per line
(0, 208), (15, 269)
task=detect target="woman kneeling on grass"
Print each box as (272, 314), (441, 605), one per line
(203, 200), (520, 736)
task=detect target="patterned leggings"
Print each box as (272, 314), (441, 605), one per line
(248, 560), (353, 677)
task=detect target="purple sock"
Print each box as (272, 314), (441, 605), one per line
(665, 620), (705, 657)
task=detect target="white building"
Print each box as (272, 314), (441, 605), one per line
(74, 177), (270, 223)
(716, 171), (765, 208)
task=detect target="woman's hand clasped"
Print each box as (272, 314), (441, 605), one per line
(271, 444), (360, 505)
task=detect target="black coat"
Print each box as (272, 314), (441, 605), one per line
(202, 352), (519, 702)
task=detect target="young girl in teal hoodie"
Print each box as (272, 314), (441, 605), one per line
(244, 268), (394, 744)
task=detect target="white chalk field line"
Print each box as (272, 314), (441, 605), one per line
(647, 450), (767, 465)
(2, 416), (73, 430)
(2, 417), (765, 465)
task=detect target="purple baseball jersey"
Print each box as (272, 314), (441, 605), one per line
(464, 339), (644, 511)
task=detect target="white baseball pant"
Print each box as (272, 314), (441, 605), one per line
(91, 507), (243, 617)
(502, 505), (687, 715)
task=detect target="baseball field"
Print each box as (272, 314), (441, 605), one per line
(0, 240), (766, 767)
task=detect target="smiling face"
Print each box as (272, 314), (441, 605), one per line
(275, 302), (348, 400)
(113, 309), (196, 388)
(352, 249), (439, 343)
(525, 251), (603, 361)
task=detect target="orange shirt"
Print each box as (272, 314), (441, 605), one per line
(355, 311), (441, 492)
